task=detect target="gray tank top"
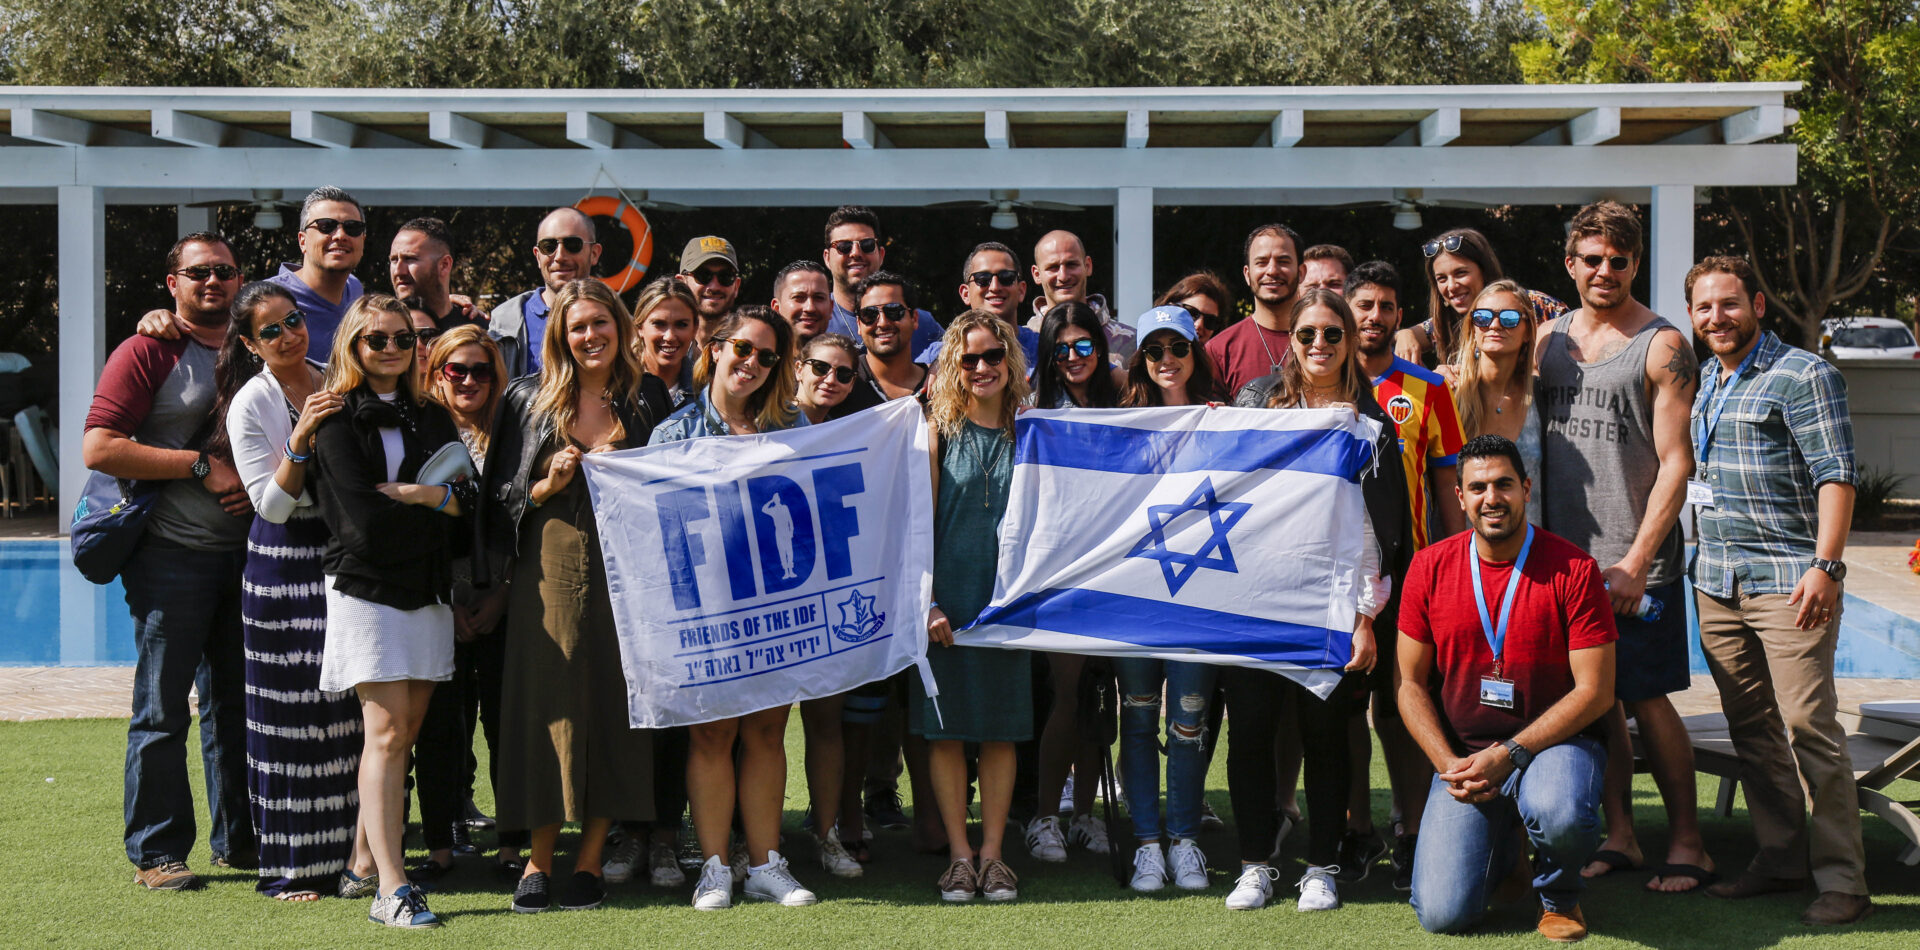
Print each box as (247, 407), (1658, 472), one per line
(1535, 314), (1683, 585)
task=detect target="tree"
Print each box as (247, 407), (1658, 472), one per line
(1516, 0), (1920, 347)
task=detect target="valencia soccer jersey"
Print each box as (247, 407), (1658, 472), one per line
(1371, 356), (1465, 549)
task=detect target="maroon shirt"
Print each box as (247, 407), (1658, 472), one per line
(1205, 316), (1292, 398)
(1398, 528), (1616, 755)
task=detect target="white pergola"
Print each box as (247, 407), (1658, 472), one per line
(4, 83), (1799, 528)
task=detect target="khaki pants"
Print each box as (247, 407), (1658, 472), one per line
(1696, 582), (1866, 895)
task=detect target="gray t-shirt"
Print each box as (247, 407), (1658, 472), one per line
(1536, 314), (1684, 586)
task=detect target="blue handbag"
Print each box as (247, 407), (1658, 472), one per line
(70, 470), (160, 585)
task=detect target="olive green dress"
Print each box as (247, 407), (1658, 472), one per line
(498, 434), (654, 829)
(909, 420), (1034, 743)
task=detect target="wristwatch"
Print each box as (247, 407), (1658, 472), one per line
(190, 452), (212, 479)
(1811, 558), (1846, 582)
(1499, 739), (1534, 772)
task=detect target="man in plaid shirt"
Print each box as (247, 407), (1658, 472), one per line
(1685, 255), (1868, 926)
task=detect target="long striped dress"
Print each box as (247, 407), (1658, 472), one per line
(240, 468), (363, 895)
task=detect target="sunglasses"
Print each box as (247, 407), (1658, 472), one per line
(1140, 340), (1193, 362)
(691, 267), (739, 287)
(1471, 308), (1527, 329)
(305, 217), (367, 238)
(967, 269), (1021, 289)
(959, 347), (1007, 369)
(1294, 326), (1345, 347)
(802, 359), (857, 384)
(440, 361), (496, 383)
(829, 238), (879, 255)
(1053, 338), (1096, 360)
(536, 236), (587, 255)
(1576, 253), (1633, 272)
(411, 327), (442, 347)
(857, 303), (908, 326)
(718, 337), (779, 368)
(254, 311), (304, 342)
(359, 330), (418, 352)
(173, 264), (239, 282)
(1422, 234), (1465, 258)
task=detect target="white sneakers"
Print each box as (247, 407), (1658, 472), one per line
(1059, 773), (1077, 815)
(1295, 864), (1342, 912)
(744, 851), (819, 906)
(815, 834), (864, 878)
(1168, 839), (1209, 891)
(1129, 843), (1169, 892)
(692, 855), (732, 911)
(1068, 814), (1111, 855)
(1026, 816), (1068, 863)
(1226, 864), (1281, 910)
(601, 833), (645, 885)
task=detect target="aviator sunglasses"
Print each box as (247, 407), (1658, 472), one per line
(1421, 234), (1464, 258)
(536, 236), (587, 255)
(1471, 308), (1526, 329)
(1293, 326), (1345, 347)
(254, 310), (304, 342)
(802, 359), (857, 384)
(718, 337), (780, 368)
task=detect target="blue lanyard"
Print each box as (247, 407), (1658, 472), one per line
(1468, 524), (1533, 675)
(1695, 340), (1763, 456)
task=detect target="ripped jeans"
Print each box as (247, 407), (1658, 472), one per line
(1114, 657), (1219, 842)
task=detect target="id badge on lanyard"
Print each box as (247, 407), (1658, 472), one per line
(1471, 525), (1533, 711)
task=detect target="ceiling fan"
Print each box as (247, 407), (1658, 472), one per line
(1328, 188), (1492, 231)
(186, 188), (298, 230)
(928, 189), (1085, 230)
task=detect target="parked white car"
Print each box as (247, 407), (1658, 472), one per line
(1822, 317), (1920, 360)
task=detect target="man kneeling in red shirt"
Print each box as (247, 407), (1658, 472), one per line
(1397, 435), (1617, 943)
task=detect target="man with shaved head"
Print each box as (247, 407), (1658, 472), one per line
(490, 206), (601, 377)
(1026, 230), (1134, 361)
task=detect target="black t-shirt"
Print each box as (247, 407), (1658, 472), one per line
(828, 360), (920, 420)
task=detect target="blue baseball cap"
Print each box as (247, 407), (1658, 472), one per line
(1134, 304), (1197, 342)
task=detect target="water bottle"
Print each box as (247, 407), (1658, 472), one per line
(1604, 583), (1664, 622)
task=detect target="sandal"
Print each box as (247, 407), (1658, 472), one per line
(272, 889), (322, 902)
(1646, 863), (1719, 893)
(1581, 849), (1640, 878)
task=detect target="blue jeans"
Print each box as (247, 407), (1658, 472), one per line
(1411, 735), (1605, 934)
(121, 540), (254, 868)
(1114, 657), (1218, 842)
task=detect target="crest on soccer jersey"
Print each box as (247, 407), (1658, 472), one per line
(1386, 393), (1415, 426)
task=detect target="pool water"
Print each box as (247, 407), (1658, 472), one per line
(3, 539), (1919, 675)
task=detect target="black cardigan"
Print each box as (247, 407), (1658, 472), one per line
(310, 384), (468, 610)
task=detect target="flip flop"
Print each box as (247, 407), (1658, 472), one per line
(1582, 849), (1640, 878)
(1647, 863), (1719, 893)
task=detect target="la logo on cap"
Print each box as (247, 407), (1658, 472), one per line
(701, 237), (731, 253)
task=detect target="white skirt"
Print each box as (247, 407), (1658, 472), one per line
(317, 580), (455, 693)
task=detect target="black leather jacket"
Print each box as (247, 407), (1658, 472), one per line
(479, 373), (668, 575)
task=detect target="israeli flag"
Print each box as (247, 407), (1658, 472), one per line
(585, 399), (934, 728)
(962, 405), (1379, 698)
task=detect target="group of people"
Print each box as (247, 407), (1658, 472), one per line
(86, 187), (1872, 940)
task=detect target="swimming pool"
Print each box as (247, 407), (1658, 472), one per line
(4, 538), (1919, 675)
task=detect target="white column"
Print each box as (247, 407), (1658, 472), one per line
(1114, 186), (1154, 321)
(59, 185), (107, 663)
(176, 204), (215, 237)
(1649, 185), (1695, 339)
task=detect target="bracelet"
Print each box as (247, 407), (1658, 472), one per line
(433, 482), (454, 512)
(283, 438), (309, 463)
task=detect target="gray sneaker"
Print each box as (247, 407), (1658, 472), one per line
(338, 868), (378, 899)
(369, 884), (442, 929)
(603, 833), (645, 884)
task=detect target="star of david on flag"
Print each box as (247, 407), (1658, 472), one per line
(1125, 477), (1250, 595)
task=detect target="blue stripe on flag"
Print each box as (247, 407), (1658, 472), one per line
(1015, 418), (1371, 480)
(970, 587), (1348, 668)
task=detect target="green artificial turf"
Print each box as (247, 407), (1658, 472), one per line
(4, 715), (1916, 949)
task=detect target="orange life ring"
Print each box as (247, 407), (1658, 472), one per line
(574, 195), (654, 291)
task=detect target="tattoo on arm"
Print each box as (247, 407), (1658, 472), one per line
(1663, 342), (1698, 394)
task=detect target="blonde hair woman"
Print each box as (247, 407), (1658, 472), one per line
(919, 311), (1033, 904)
(631, 277), (701, 408)
(1452, 280), (1543, 524)
(480, 279), (668, 915)
(309, 293), (468, 929)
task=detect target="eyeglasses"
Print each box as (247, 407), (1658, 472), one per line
(690, 267), (739, 287)
(829, 238), (879, 255)
(440, 361), (496, 383)
(254, 311), (304, 342)
(305, 218), (367, 238)
(1470, 308), (1526, 329)
(959, 347), (1007, 369)
(718, 337), (779, 368)
(1576, 253), (1632, 272)
(172, 264), (239, 282)
(1294, 326), (1345, 347)
(1053, 338), (1096, 360)
(857, 303), (910, 326)
(967, 269), (1021, 289)
(1421, 234), (1465, 258)
(411, 327), (441, 346)
(359, 331), (418, 352)
(536, 236), (587, 255)
(802, 359), (857, 384)
(1140, 340), (1193, 362)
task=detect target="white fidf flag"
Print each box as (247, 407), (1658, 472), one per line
(963, 405), (1379, 698)
(584, 399), (935, 728)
